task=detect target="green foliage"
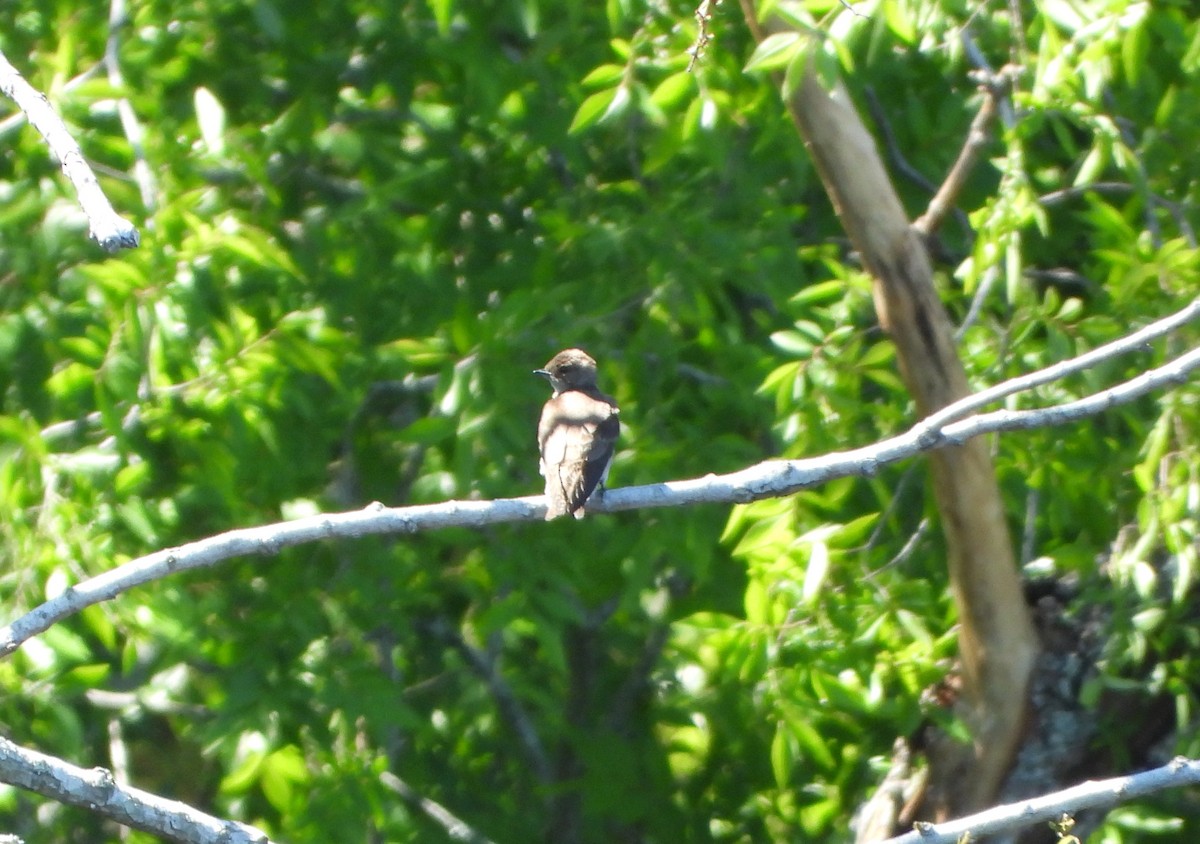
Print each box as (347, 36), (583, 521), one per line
(0, 0), (1199, 841)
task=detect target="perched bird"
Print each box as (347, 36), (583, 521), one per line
(534, 349), (619, 520)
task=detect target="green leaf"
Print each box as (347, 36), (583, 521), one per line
(745, 32), (803, 74)
(791, 279), (847, 306)
(649, 72), (694, 110)
(569, 86), (622, 134)
(61, 664), (111, 689)
(1122, 15), (1148, 86)
(858, 342), (894, 368)
(770, 722), (795, 788)
(770, 329), (814, 357)
(883, 0), (917, 44)
(1074, 143), (1107, 187)
(791, 717), (837, 772)
(261, 745), (309, 813)
(221, 739), (267, 795)
(581, 64), (625, 88)
(426, 0), (453, 34)
(194, 86), (226, 156)
(1005, 233), (1023, 304)
(801, 540), (829, 604)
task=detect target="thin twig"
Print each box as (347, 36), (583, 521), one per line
(431, 620), (555, 786)
(1153, 193), (1198, 248)
(866, 518), (930, 579)
(862, 463), (922, 556)
(379, 771), (496, 844)
(105, 0), (157, 214)
(913, 91), (997, 237)
(1106, 97), (1162, 249)
(960, 29), (1016, 129)
(1038, 181), (1132, 207)
(1020, 485), (1039, 566)
(686, 0), (721, 72)
(918, 297), (1200, 434)
(1038, 181), (1197, 249)
(607, 624), (670, 732)
(955, 264), (1000, 340)
(863, 87), (938, 194)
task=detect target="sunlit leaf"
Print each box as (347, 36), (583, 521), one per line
(745, 32), (804, 73)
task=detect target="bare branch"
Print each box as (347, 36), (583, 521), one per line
(2, 299), (1195, 657)
(780, 42), (1037, 811)
(954, 264), (999, 340)
(429, 620), (555, 786)
(106, 0), (157, 213)
(0, 62), (103, 139)
(913, 89), (997, 237)
(854, 739), (919, 843)
(380, 771), (496, 844)
(1038, 181), (1132, 207)
(918, 296), (1200, 434)
(0, 49), (139, 251)
(686, 0), (722, 72)
(863, 87), (938, 195)
(960, 29), (1016, 129)
(0, 736), (271, 844)
(884, 757), (1200, 844)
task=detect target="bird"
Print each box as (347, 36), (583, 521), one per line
(534, 349), (619, 520)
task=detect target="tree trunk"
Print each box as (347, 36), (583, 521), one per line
(739, 5), (1041, 821)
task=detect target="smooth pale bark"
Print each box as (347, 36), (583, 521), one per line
(787, 63), (1039, 817)
(736, 6), (1041, 817)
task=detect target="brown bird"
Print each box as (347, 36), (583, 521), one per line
(534, 349), (619, 520)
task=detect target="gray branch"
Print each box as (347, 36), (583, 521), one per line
(380, 771), (496, 844)
(0, 49), (139, 251)
(0, 736), (271, 843)
(431, 620), (555, 786)
(2, 300), (1198, 657)
(921, 296), (1200, 432)
(884, 756), (1200, 844)
(106, 0), (157, 213)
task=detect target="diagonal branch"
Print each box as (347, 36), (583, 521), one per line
(0, 736), (271, 843)
(380, 771), (497, 843)
(105, 0), (157, 214)
(2, 309), (1196, 658)
(430, 620), (555, 787)
(758, 16), (1039, 810)
(922, 296), (1200, 433)
(0, 49), (139, 251)
(912, 89), (997, 237)
(883, 757), (1200, 844)
(863, 86), (939, 195)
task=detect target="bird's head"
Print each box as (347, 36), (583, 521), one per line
(534, 348), (599, 393)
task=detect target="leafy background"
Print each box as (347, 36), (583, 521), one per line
(1, 0), (1198, 841)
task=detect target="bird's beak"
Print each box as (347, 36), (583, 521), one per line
(533, 369), (550, 377)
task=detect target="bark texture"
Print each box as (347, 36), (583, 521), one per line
(738, 6), (1042, 819)
(788, 65), (1040, 817)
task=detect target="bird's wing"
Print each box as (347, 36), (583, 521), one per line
(579, 409), (619, 492)
(538, 390), (619, 519)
